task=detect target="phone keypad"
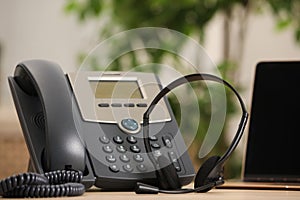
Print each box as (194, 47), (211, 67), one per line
(99, 133), (182, 174)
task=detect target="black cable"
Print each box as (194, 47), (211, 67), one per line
(0, 170), (85, 198)
(135, 180), (225, 194)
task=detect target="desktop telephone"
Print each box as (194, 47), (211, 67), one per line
(7, 59), (195, 190)
(3, 59), (248, 197)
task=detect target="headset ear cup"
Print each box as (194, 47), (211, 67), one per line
(156, 155), (181, 190)
(194, 156), (220, 192)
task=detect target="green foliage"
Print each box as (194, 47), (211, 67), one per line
(267, 0), (300, 42)
(64, 0), (300, 178)
(66, 0), (300, 43)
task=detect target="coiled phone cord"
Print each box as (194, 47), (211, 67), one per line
(0, 170), (85, 198)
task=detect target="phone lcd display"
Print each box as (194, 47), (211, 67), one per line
(90, 80), (143, 99)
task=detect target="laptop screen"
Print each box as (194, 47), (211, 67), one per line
(244, 61), (300, 182)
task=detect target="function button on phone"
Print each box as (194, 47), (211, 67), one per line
(168, 151), (177, 162)
(99, 135), (110, 144)
(130, 145), (141, 153)
(162, 136), (173, 148)
(120, 154), (130, 163)
(123, 164), (134, 172)
(168, 151), (181, 171)
(113, 136), (123, 144)
(151, 143), (160, 149)
(98, 103), (109, 107)
(124, 103), (135, 107)
(173, 162), (181, 172)
(153, 150), (162, 158)
(149, 136), (158, 141)
(136, 103), (147, 107)
(133, 154), (144, 162)
(109, 165), (119, 173)
(111, 103), (122, 107)
(117, 145), (127, 153)
(137, 164), (147, 172)
(121, 118), (139, 132)
(103, 145), (113, 153)
(127, 136), (137, 144)
(106, 155), (116, 163)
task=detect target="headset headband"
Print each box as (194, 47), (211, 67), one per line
(143, 73), (248, 169)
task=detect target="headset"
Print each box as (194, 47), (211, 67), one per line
(135, 73), (248, 194)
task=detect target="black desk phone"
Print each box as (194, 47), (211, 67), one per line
(7, 60), (195, 190)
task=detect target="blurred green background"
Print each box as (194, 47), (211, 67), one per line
(0, 0), (299, 180)
(64, 0), (300, 178)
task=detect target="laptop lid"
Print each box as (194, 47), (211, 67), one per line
(243, 61), (300, 183)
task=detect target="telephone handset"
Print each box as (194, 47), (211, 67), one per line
(7, 59), (195, 190)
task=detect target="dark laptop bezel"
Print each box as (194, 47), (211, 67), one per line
(242, 61), (300, 183)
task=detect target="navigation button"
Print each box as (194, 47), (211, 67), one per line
(121, 118), (139, 132)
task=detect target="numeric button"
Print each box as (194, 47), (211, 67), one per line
(127, 136), (137, 144)
(123, 164), (133, 172)
(117, 145), (127, 153)
(120, 154), (130, 163)
(137, 164), (147, 172)
(113, 136), (123, 144)
(103, 145), (113, 153)
(99, 135), (110, 144)
(133, 154), (144, 162)
(106, 155), (116, 163)
(109, 165), (119, 173)
(130, 145), (141, 153)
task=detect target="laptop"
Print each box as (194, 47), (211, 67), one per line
(219, 61), (300, 190)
